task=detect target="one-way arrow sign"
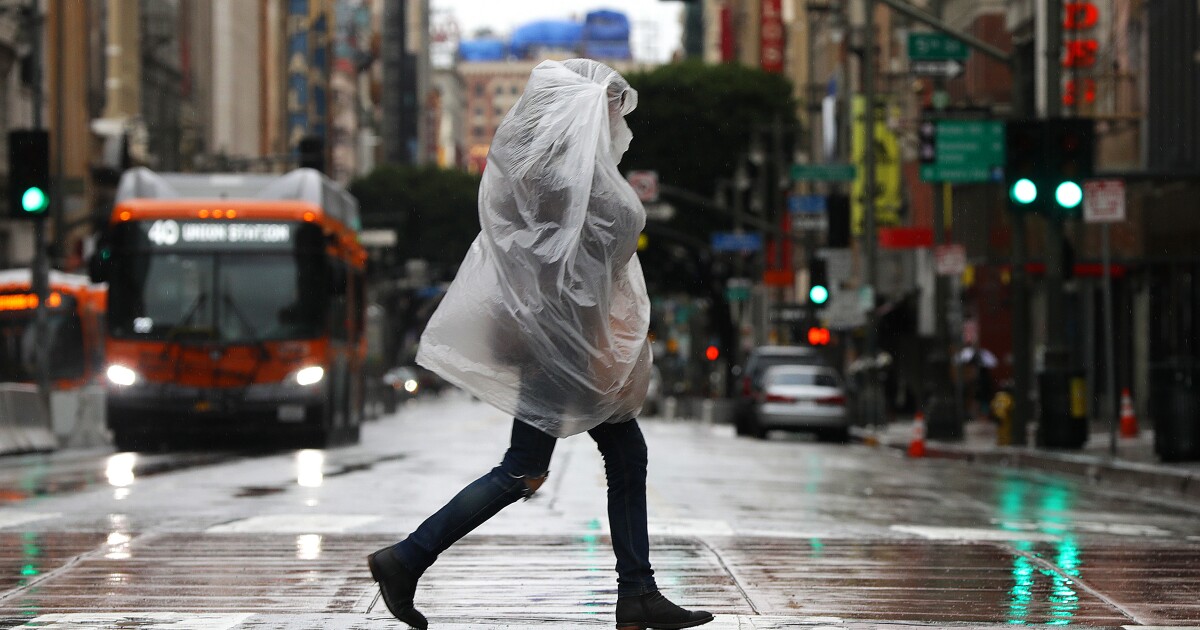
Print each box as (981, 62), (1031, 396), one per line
(911, 59), (964, 79)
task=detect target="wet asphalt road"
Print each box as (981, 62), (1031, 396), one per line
(0, 392), (1199, 628)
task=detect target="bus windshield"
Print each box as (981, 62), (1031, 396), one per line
(0, 295), (86, 381)
(109, 251), (325, 343)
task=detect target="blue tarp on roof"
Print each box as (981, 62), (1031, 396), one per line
(582, 40), (631, 60)
(510, 20), (583, 57)
(583, 10), (631, 42)
(459, 39), (507, 61)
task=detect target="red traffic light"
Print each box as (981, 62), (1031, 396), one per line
(807, 327), (831, 346)
(705, 345), (720, 361)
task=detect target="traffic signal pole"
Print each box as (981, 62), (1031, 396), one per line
(26, 0), (52, 409)
(862, 0), (882, 430)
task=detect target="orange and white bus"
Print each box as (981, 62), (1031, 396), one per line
(0, 269), (107, 389)
(93, 168), (368, 450)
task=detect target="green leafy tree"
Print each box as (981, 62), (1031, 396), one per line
(621, 62), (799, 293)
(349, 165), (482, 272)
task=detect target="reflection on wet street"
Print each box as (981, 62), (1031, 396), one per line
(0, 395), (1197, 628)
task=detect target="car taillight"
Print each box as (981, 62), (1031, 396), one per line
(765, 393), (796, 403)
(815, 395), (846, 406)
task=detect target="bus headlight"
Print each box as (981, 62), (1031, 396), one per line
(107, 365), (138, 387)
(294, 366), (325, 386)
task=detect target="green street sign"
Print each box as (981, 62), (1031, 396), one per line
(919, 120), (1005, 183)
(908, 33), (969, 61)
(791, 163), (857, 182)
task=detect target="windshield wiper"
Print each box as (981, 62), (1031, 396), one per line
(221, 291), (270, 361)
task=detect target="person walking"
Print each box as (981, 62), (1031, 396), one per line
(367, 59), (714, 630)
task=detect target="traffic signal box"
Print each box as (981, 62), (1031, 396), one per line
(807, 257), (829, 306)
(7, 130), (50, 220)
(1005, 118), (1095, 219)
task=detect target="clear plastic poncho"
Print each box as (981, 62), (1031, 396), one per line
(416, 59), (651, 438)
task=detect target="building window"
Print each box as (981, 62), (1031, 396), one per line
(473, 125), (485, 138)
(510, 85), (518, 95)
(475, 107), (483, 118)
(474, 83), (484, 97)
(495, 84), (504, 95)
(494, 106), (503, 117)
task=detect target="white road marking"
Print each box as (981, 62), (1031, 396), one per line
(0, 511), (59, 529)
(206, 514), (381, 533)
(9, 613), (253, 629)
(891, 525), (1059, 542)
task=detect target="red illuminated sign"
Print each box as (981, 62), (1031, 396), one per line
(1062, 2), (1099, 107)
(760, 0), (785, 73)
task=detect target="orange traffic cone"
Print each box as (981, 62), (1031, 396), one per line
(1119, 388), (1138, 438)
(908, 411), (927, 458)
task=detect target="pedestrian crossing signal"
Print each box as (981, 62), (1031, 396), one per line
(807, 327), (831, 346)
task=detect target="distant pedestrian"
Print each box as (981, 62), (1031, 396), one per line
(367, 59), (713, 630)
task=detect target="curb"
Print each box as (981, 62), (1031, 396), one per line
(854, 429), (1200, 500)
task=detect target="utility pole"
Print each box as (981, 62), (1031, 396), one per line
(24, 0), (51, 409)
(1039, 0), (1076, 447)
(861, 0), (881, 429)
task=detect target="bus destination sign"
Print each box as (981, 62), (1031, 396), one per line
(140, 220), (294, 249)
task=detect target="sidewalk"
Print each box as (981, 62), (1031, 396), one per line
(860, 418), (1200, 500)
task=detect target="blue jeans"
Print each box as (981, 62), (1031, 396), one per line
(391, 417), (658, 598)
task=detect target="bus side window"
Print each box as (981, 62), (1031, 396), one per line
(328, 260), (350, 341)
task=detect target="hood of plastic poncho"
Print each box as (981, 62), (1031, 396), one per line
(415, 59), (651, 438)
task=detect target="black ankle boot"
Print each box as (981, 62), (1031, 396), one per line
(367, 547), (428, 629)
(615, 591), (714, 630)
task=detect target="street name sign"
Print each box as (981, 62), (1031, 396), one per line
(911, 59), (964, 79)
(791, 163), (856, 182)
(788, 194), (827, 214)
(792, 214), (829, 232)
(711, 232), (763, 253)
(1083, 179), (1126, 223)
(919, 119), (1005, 183)
(908, 33), (969, 61)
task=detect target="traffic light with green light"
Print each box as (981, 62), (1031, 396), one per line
(1047, 119), (1094, 218)
(807, 257), (829, 305)
(1005, 120), (1046, 214)
(8, 130), (50, 220)
(1004, 119), (1094, 219)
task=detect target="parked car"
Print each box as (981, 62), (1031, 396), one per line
(734, 345), (828, 436)
(381, 366), (422, 413)
(750, 365), (849, 442)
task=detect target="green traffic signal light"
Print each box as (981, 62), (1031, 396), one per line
(1010, 178), (1038, 205)
(20, 186), (47, 213)
(809, 285), (829, 305)
(1055, 181), (1083, 209)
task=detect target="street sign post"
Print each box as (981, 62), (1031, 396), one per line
(908, 33), (970, 61)
(919, 119), (1005, 183)
(791, 163), (856, 182)
(1084, 178), (1125, 457)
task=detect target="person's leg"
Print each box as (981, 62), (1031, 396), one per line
(392, 418), (558, 574)
(588, 419), (656, 597)
(591, 419), (713, 629)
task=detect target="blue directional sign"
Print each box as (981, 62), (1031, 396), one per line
(711, 232), (763, 253)
(788, 194), (827, 214)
